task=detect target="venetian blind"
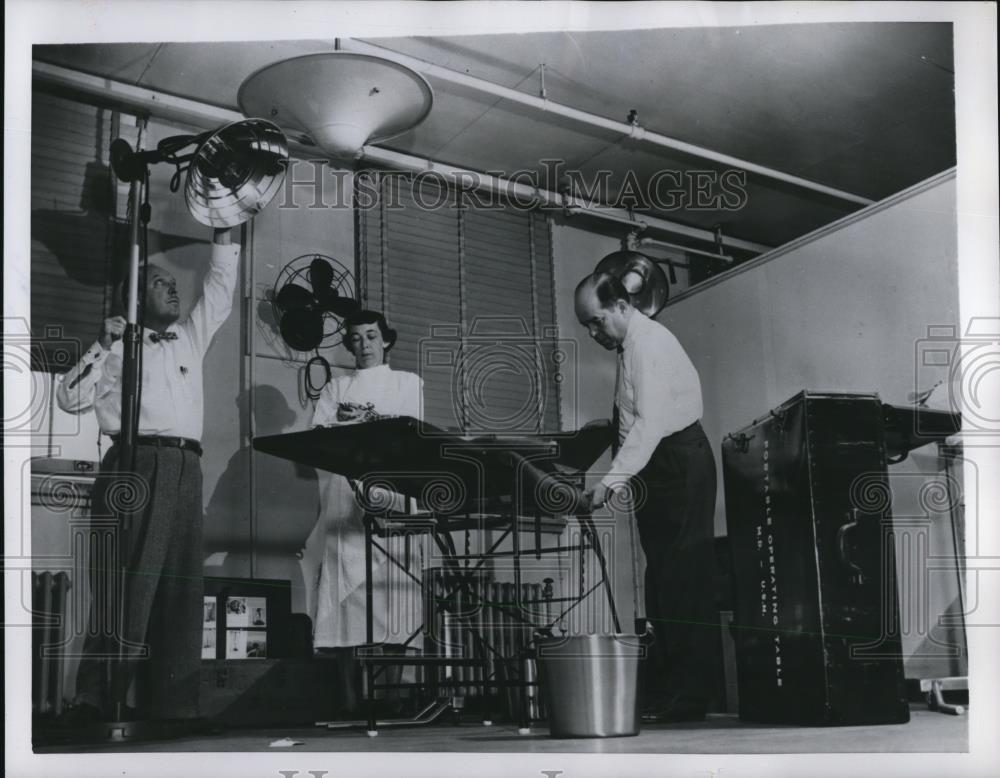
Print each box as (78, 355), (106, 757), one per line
(357, 171), (562, 434)
(30, 90), (131, 372)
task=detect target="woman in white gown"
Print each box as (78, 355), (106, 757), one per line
(304, 310), (423, 710)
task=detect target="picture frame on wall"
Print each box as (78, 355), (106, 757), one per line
(201, 578), (291, 661)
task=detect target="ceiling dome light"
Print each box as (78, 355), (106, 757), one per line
(238, 52), (433, 160)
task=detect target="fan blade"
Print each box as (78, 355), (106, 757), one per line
(310, 257), (335, 291)
(279, 309), (324, 351)
(328, 296), (360, 318)
(314, 286), (359, 316)
(275, 283), (314, 312)
(313, 286), (339, 312)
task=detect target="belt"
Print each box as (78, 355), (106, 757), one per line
(110, 435), (203, 457)
(663, 419), (704, 443)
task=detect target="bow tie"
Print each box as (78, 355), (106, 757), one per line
(149, 331), (178, 343)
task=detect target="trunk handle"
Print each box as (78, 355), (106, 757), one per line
(837, 508), (866, 586)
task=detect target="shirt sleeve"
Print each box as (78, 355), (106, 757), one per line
(600, 327), (703, 488)
(400, 373), (425, 421)
(311, 379), (341, 427)
(182, 241), (241, 353)
(54, 341), (109, 414)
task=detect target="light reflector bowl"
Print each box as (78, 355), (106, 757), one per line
(238, 52), (434, 159)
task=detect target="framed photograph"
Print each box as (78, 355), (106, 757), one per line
(246, 597), (267, 627)
(203, 597), (216, 625)
(201, 578), (292, 660)
(246, 634), (268, 659)
(225, 596), (249, 628)
(201, 627), (217, 660)
(226, 629), (248, 659)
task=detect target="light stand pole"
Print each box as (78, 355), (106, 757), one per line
(118, 168), (144, 474)
(108, 166), (145, 729)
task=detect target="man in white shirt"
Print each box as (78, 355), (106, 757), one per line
(55, 227), (240, 725)
(575, 271), (717, 723)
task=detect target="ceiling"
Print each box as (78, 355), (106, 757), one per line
(33, 22), (956, 255)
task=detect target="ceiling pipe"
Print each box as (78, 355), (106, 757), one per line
(340, 39), (876, 208)
(560, 204), (651, 231)
(33, 60), (772, 254)
(362, 146), (771, 254)
(560, 204), (762, 255)
(639, 237), (735, 265)
(33, 60), (246, 128)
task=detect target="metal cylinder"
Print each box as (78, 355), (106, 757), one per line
(453, 573), (466, 694)
(498, 582), (514, 718)
(522, 582), (543, 721)
(422, 567), (460, 697)
(488, 581), (501, 701)
(536, 633), (645, 738)
(467, 574), (485, 696)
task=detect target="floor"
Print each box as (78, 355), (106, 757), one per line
(35, 705), (967, 754)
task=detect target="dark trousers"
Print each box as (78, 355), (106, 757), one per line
(75, 444), (204, 719)
(631, 421), (718, 708)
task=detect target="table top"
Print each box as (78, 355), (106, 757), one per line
(253, 417), (610, 514)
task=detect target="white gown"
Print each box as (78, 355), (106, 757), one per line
(304, 364), (424, 648)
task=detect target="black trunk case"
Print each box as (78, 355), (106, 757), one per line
(721, 392), (909, 725)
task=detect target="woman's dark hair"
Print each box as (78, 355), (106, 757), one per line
(342, 309), (397, 355)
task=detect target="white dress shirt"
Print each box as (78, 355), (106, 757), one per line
(55, 242), (241, 442)
(601, 310), (703, 489)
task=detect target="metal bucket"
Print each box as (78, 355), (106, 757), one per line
(535, 633), (645, 738)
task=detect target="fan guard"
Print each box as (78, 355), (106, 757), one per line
(269, 253), (359, 352)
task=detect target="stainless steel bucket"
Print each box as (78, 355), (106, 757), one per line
(535, 633), (645, 738)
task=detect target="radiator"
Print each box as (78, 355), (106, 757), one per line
(423, 568), (549, 721)
(32, 571), (72, 716)
(31, 458), (99, 713)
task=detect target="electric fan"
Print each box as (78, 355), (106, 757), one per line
(270, 254), (359, 351)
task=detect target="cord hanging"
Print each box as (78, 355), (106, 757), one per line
(304, 353), (332, 400)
